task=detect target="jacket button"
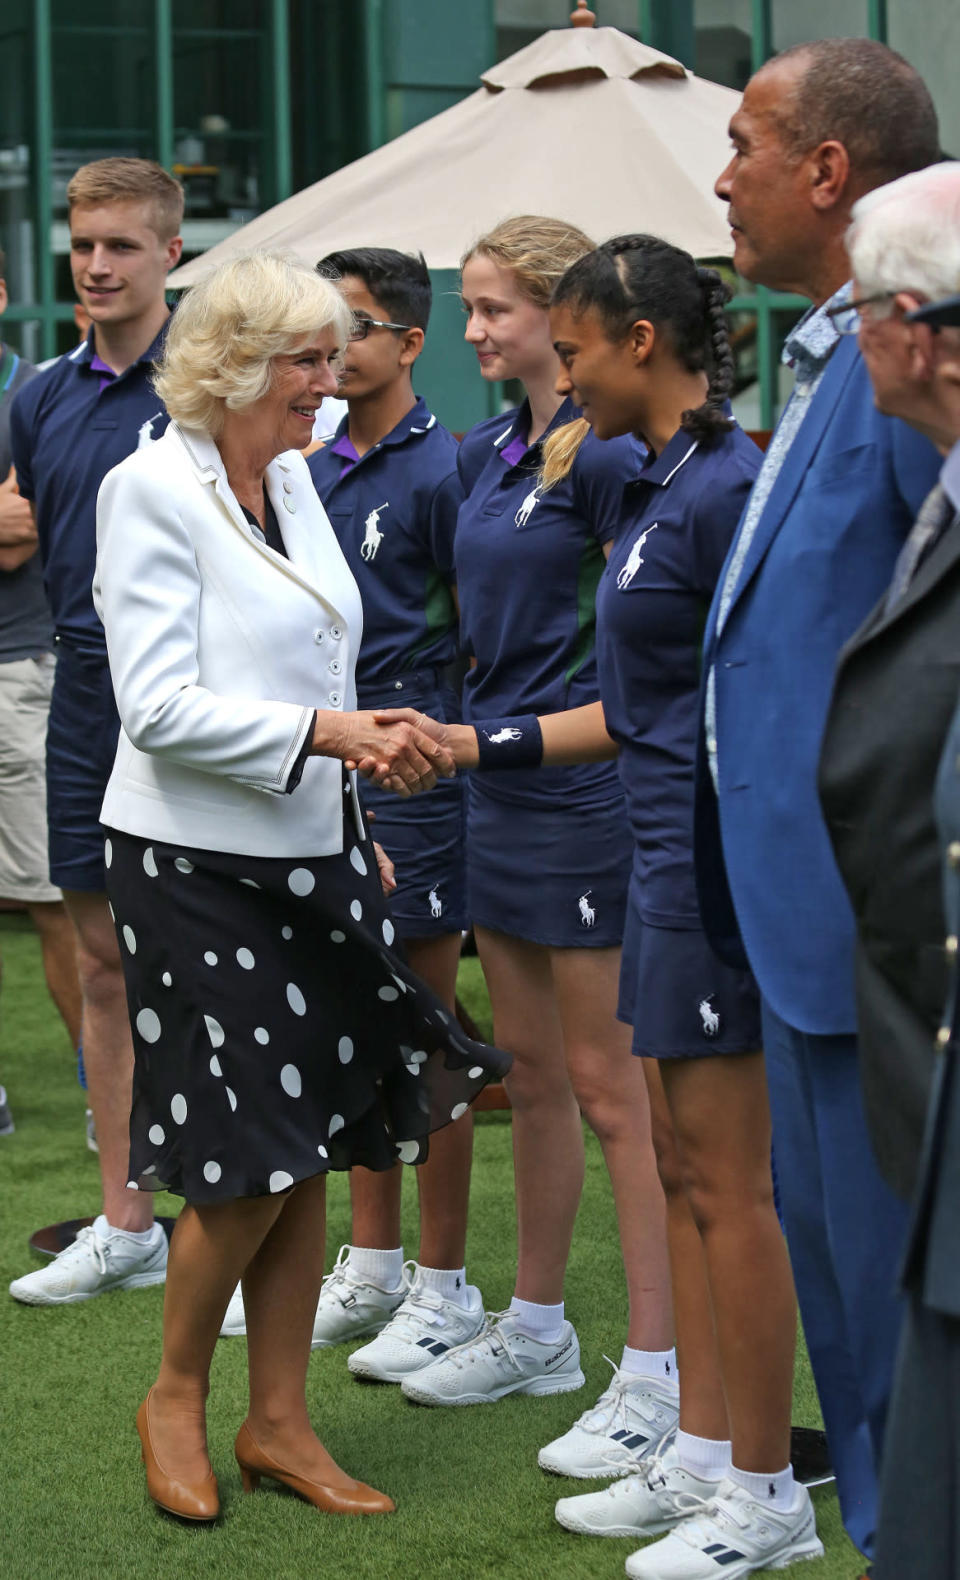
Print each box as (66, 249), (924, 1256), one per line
(329, 691), (342, 707)
(283, 496), (296, 514)
(330, 625), (343, 640)
(313, 629), (324, 644)
(329, 659), (342, 676)
(950, 842), (960, 869)
(936, 1024), (951, 1049)
(947, 935), (958, 957)
(283, 479), (293, 494)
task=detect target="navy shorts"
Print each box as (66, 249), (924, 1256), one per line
(466, 779), (630, 948)
(46, 641), (120, 893)
(355, 682), (466, 938)
(617, 894), (761, 1058)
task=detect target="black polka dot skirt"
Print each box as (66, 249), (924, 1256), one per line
(103, 816), (510, 1205)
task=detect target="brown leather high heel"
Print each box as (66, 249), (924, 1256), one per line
(234, 1420), (395, 1514)
(136, 1388), (220, 1522)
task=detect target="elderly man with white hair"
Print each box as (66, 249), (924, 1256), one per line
(818, 159), (960, 1200)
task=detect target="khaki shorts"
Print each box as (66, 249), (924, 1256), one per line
(0, 653), (61, 903)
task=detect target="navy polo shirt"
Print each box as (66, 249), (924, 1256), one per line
(10, 320), (171, 649)
(307, 397), (460, 688)
(596, 423), (761, 925)
(455, 396), (643, 807)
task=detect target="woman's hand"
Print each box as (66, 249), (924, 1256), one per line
(371, 709), (480, 769)
(373, 840), (397, 897)
(312, 709), (456, 796)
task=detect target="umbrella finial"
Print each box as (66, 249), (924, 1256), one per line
(570, 1), (596, 25)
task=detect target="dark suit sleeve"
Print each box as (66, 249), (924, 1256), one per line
(891, 415), (943, 519)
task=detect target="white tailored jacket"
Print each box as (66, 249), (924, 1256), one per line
(93, 421), (366, 858)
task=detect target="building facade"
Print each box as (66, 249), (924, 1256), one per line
(1, 0), (954, 429)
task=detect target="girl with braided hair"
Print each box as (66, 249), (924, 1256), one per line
(378, 233), (819, 1577)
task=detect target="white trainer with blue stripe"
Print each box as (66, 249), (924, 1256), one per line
(400, 1311), (585, 1406)
(539, 1361), (679, 1478)
(347, 1266), (485, 1381)
(624, 1479), (823, 1580)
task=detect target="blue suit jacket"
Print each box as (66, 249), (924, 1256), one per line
(695, 336), (940, 1035)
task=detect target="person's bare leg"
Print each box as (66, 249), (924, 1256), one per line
(475, 925), (584, 1305)
(406, 931), (472, 1268)
(244, 1174), (371, 1486)
(643, 1058), (728, 1440)
(556, 947), (672, 1350)
(26, 899), (82, 1048)
(62, 888), (152, 1231)
(150, 1193), (286, 1479)
(660, 1053), (796, 1473)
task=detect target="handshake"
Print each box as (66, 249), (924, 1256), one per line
(315, 707), (479, 798)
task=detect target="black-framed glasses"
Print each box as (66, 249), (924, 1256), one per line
(825, 293), (899, 335)
(348, 316), (413, 342)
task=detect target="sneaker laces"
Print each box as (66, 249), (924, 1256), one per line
(576, 1354), (665, 1439)
(672, 1486), (752, 1549)
(319, 1245), (398, 1308)
(379, 1268), (446, 1337)
(63, 1225), (108, 1277)
(442, 1310), (524, 1374)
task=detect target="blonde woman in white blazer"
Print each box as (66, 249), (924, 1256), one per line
(93, 254), (507, 1525)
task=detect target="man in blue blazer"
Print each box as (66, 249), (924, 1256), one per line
(696, 38), (941, 1565)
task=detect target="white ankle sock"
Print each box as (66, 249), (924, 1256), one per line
(620, 1344), (678, 1383)
(508, 1295), (565, 1343)
(729, 1462), (798, 1512)
(674, 1428), (732, 1481)
(347, 1245), (403, 1288)
(97, 1214), (157, 1245)
(416, 1264), (470, 1306)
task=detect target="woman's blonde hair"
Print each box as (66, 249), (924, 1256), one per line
(154, 252), (353, 436)
(461, 215), (594, 311)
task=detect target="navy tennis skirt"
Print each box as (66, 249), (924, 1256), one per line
(466, 778), (630, 948)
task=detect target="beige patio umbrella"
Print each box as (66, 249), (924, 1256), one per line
(169, 20), (738, 287)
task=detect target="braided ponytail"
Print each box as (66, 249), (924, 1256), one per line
(681, 267), (735, 441)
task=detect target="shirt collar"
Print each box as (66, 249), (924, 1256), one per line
(782, 280), (852, 378)
(631, 425), (699, 488)
(75, 313), (172, 376)
(495, 396), (578, 460)
(941, 437), (960, 516)
(329, 395), (437, 459)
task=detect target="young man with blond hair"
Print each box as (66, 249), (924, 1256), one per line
(9, 158), (183, 1304)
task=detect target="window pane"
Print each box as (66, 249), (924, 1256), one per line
(771, 0), (868, 51)
(172, 0), (269, 221)
(0, 1), (34, 305)
(888, 0), (960, 167)
(50, 0), (155, 213)
(495, 0), (640, 60)
(694, 0), (753, 91)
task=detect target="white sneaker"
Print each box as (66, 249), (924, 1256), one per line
(539, 1360), (679, 1477)
(219, 1283), (246, 1337)
(9, 1221), (167, 1306)
(310, 1245), (405, 1350)
(400, 1310), (585, 1406)
(555, 1443), (719, 1537)
(624, 1479), (823, 1579)
(348, 1265), (486, 1381)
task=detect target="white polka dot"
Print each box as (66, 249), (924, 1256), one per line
(269, 1170), (294, 1193)
(107, 901), (115, 921)
(404, 1060), (420, 1076)
(391, 974), (407, 993)
(239, 878), (261, 889)
(317, 1144), (328, 1159)
(174, 857), (194, 874)
(204, 1014), (224, 1048)
(148, 1123), (165, 1146)
(328, 1113), (344, 1136)
(126, 1180), (138, 1190)
(338, 1036), (354, 1065)
(254, 1027), (269, 1045)
(381, 918), (395, 946)
(203, 1160), (222, 1183)
(349, 846), (367, 876)
(281, 926), (293, 940)
(142, 847), (158, 877)
(226, 1086), (237, 1112)
(350, 899), (363, 921)
(435, 1009), (449, 1025)
(236, 948), (255, 970)
(280, 1063), (302, 1098)
(104, 837), (113, 868)
(122, 925), (136, 954)
(406, 1048), (428, 1066)
(451, 1102), (469, 1122)
(136, 1008), (161, 1043)
(170, 1093), (188, 1125)
(468, 1065), (484, 1079)
(286, 982), (306, 1016)
(288, 867), (315, 896)
(142, 1165), (157, 1176)
(204, 951), (218, 966)
(378, 985), (399, 1002)
(162, 971), (173, 987)
(330, 930), (346, 943)
(396, 1139), (420, 1163)
(209, 1055), (222, 1078)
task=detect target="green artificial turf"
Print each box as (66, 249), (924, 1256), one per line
(0, 919), (860, 1580)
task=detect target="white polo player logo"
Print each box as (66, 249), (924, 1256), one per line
(699, 996), (720, 1037)
(515, 485), (542, 527)
(361, 502), (389, 561)
(617, 523), (659, 589)
(429, 886), (443, 919)
(484, 726), (523, 745)
(578, 890), (596, 927)
(137, 410), (163, 448)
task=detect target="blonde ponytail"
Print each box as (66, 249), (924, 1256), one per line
(540, 417), (590, 490)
